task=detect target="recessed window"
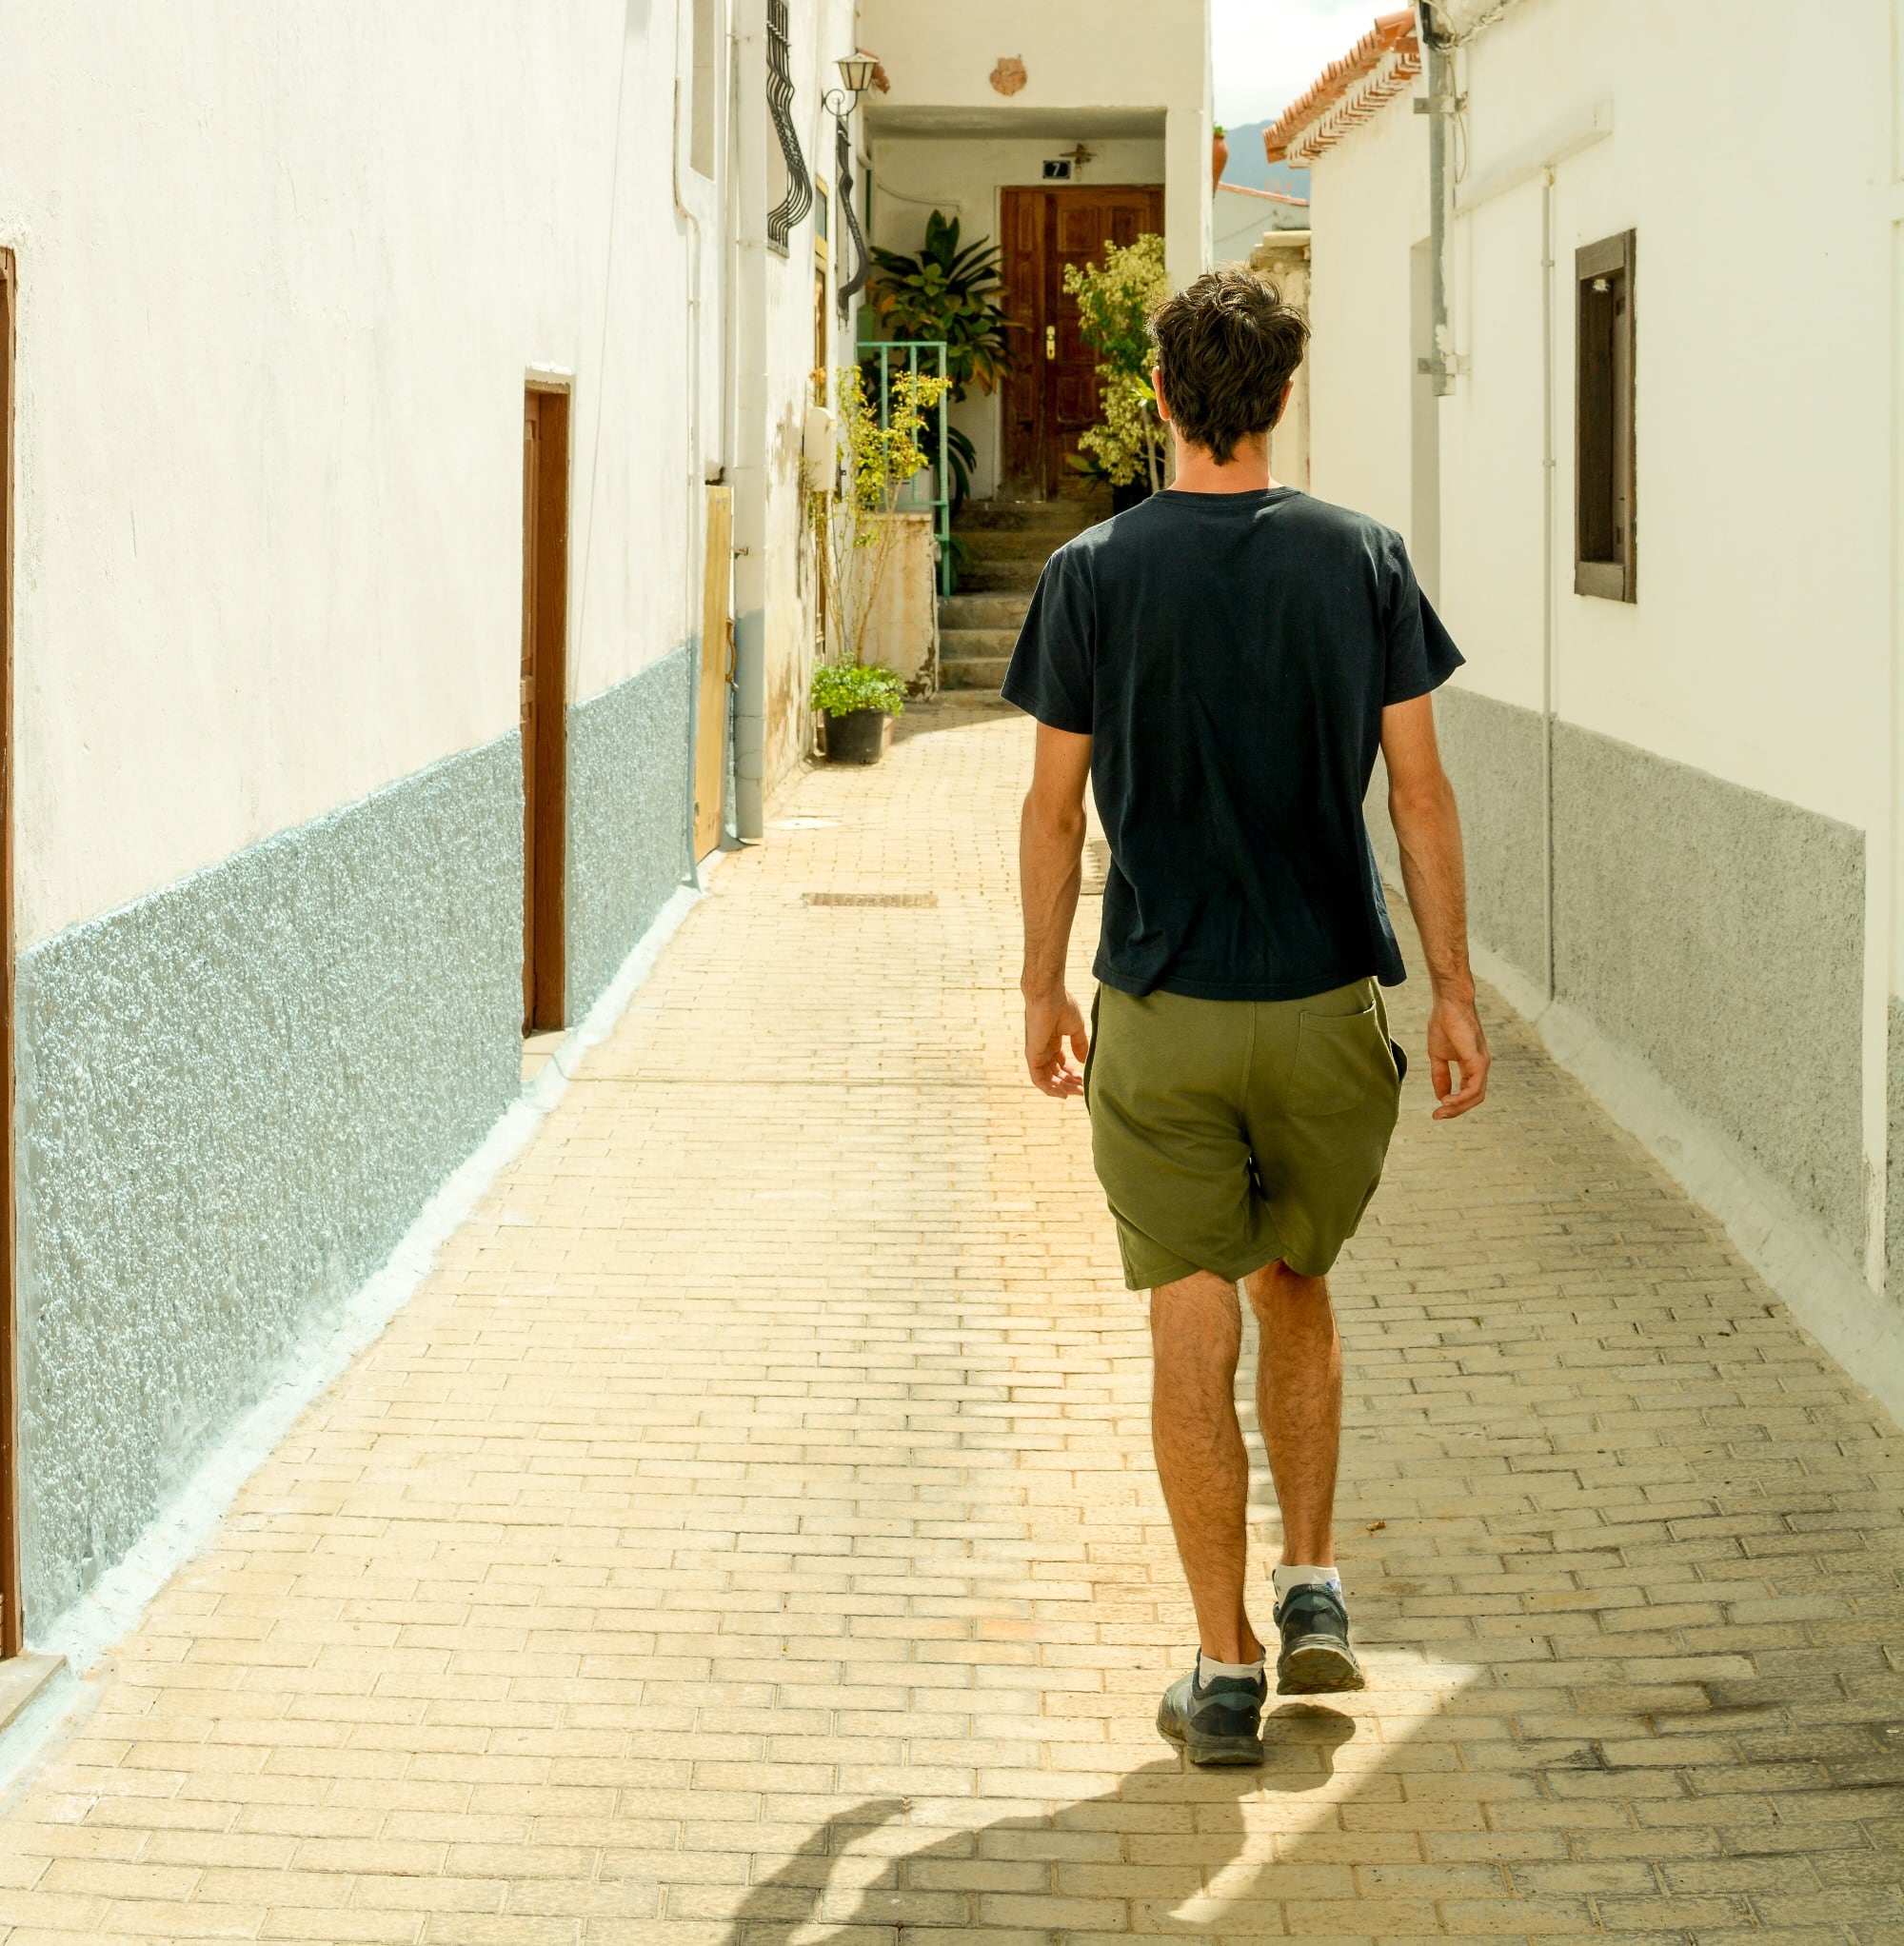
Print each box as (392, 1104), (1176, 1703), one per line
(1576, 229), (1636, 602)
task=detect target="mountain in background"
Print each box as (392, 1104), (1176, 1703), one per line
(1216, 119), (1309, 198)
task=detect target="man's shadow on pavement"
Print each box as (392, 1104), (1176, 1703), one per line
(722, 1703), (1358, 1943)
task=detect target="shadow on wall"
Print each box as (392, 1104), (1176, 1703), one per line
(723, 1711), (1358, 1941)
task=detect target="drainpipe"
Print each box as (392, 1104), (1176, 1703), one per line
(1415, 4), (1458, 396)
(729, 0), (769, 844)
(672, 6), (706, 887)
(1540, 168), (1557, 1004)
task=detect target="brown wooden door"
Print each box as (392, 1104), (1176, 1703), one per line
(1001, 184), (1165, 497)
(693, 486), (732, 860)
(0, 250), (18, 1659)
(521, 385), (569, 1032)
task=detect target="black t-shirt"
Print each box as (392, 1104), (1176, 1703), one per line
(1001, 486), (1462, 1002)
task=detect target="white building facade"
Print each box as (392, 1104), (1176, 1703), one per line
(0, 0), (862, 1648)
(858, 0), (1211, 503)
(1277, 0), (1904, 1408)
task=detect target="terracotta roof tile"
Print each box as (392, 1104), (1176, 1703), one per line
(1263, 10), (1421, 166)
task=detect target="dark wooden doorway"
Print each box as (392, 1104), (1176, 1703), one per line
(0, 250), (18, 1658)
(521, 384), (569, 1033)
(1001, 184), (1165, 497)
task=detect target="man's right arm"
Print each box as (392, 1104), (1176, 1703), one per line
(1380, 694), (1490, 1119)
(1020, 722), (1094, 1098)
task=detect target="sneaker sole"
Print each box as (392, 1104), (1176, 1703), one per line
(1156, 1701), (1264, 1768)
(1277, 1636), (1366, 1695)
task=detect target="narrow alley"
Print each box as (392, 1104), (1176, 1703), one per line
(0, 704), (1897, 1944)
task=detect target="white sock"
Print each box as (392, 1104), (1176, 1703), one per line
(1273, 1565), (1342, 1602)
(1196, 1650), (1264, 1686)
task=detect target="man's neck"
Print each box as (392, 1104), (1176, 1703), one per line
(1167, 431), (1276, 496)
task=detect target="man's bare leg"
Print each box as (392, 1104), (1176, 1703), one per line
(1149, 1270), (1264, 1662)
(1242, 1261), (1341, 1566)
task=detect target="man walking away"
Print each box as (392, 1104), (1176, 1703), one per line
(1004, 268), (1489, 1767)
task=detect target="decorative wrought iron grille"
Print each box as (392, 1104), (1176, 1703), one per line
(764, 0), (811, 256)
(835, 120), (868, 319)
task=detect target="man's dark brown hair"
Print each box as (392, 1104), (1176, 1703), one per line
(1149, 268), (1309, 465)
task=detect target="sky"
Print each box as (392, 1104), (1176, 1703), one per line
(1211, 0), (1390, 129)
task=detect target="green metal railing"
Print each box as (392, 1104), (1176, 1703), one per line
(856, 337), (953, 596)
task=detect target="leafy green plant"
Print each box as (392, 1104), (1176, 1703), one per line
(1063, 231), (1170, 490)
(866, 211), (1014, 401)
(812, 363), (951, 693)
(811, 661), (906, 720)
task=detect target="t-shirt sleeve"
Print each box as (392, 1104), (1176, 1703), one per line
(1000, 546), (1094, 734)
(1380, 532), (1465, 705)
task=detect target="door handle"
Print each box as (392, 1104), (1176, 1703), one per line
(1045, 325), (1056, 360)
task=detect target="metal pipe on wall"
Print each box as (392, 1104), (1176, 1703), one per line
(729, 0), (769, 844)
(1418, 5), (1457, 397)
(1540, 166), (1557, 1004)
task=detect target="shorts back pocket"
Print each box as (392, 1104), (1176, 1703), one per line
(1286, 1001), (1390, 1117)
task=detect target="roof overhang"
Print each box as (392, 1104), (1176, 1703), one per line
(1263, 9), (1421, 167)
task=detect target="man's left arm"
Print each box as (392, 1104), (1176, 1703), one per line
(1020, 722), (1094, 1097)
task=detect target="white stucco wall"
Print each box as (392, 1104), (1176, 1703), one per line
(747, 0), (859, 801)
(858, 0), (1212, 288)
(1305, 96), (1428, 546)
(0, 0), (719, 949)
(1441, 0), (1894, 836)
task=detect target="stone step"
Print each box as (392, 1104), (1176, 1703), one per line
(940, 654), (1011, 690)
(939, 593), (1030, 631)
(951, 557), (1044, 594)
(940, 627), (1019, 664)
(956, 497), (1108, 534)
(955, 530), (1071, 565)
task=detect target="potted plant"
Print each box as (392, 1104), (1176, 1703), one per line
(1063, 231), (1170, 509)
(864, 210), (1015, 518)
(1213, 124), (1229, 190)
(811, 661), (905, 764)
(810, 361), (950, 764)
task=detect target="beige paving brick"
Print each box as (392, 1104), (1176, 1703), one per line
(0, 705), (1896, 1942)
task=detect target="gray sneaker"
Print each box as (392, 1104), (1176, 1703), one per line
(1156, 1664), (1267, 1766)
(1274, 1581), (1365, 1694)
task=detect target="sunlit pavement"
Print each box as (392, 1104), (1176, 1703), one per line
(0, 700), (1898, 1944)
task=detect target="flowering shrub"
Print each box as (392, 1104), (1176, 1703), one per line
(1062, 232), (1169, 489)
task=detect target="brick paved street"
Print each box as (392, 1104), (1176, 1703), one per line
(0, 702), (1898, 1943)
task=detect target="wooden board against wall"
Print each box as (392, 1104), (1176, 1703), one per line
(694, 486), (732, 860)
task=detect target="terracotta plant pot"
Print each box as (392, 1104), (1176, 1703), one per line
(1212, 129), (1229, 191)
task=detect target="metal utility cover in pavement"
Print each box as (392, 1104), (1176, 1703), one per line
(803, 892), (939, 907)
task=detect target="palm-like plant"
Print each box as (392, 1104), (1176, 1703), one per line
(866, 211), (1014, 401)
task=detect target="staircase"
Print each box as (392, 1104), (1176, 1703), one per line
(938, 496), (1110, 691)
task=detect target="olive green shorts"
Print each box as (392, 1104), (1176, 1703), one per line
(1083, 978), (1403, 1290)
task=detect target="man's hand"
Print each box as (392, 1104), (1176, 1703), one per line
(1024, 988), (1090, 1097)
(1427, 991), (1490, 1119)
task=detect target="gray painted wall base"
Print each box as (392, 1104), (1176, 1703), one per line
(34, 864), (722, 1674)
(1470, 940), (1904, 1432)
(15, 650), (695, 1632)
(15, 739), (524, 1631)
(1398, 685), (1866, 1255)
(565, 649), (693, 1021)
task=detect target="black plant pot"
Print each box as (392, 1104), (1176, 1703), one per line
(825, 707), (891, 765)
(1112, 478), (1155, 514)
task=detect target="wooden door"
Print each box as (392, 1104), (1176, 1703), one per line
(521, 385), (569, 1032)
(0, 251), (17, 1658)
(693, 486), (732, 859)
(1001, 185), (1165, 497)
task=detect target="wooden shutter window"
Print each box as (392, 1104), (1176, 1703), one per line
(1575, 228), (1636, 602)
